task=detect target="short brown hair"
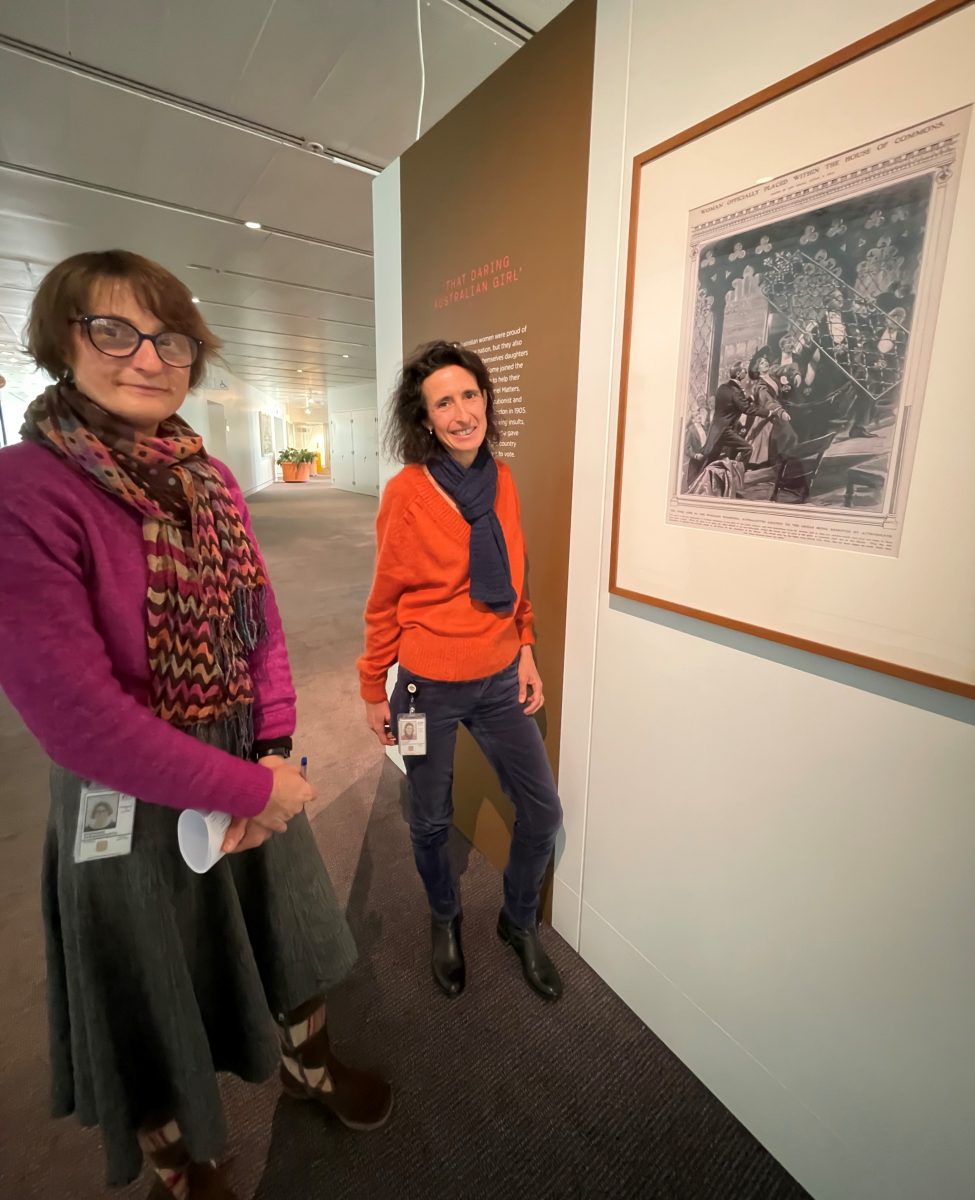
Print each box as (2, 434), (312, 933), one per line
(385, 340), (501, 464)
(27, 250), (221, 389)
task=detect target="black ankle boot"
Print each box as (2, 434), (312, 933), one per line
(431, 915), (465, 996)
(497, 910), (563, 1001)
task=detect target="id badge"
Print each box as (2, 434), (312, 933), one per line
(397, 713), (427, 756)
(74, 783), (137, 863)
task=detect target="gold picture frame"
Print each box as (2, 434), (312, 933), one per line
(610, 0), (975, 698)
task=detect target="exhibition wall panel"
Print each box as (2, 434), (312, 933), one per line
(396, 1), (597, 877)
(566, 2), (975, 1199)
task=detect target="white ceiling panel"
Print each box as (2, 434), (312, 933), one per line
(233, 146), (374, 249)
(0, 170), (373, 292)
(0, 54), (280, 212)
(0, 0), (376, 126)
(410, 1), (515, 137)
(496, 1), (566, 31)
(0, 55), (377, 251)
(0, 0), (574, 387)
(185, 268), (373, 326)
(214, 1), (386, 137)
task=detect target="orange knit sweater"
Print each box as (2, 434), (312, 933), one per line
(357, 462), (535, 703)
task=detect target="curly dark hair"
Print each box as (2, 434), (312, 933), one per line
(748, 345), (772, 380)
(385, 340), (501, 464)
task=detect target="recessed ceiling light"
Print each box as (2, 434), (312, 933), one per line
(297, 369), (303, 373)
(244, 220), (262, 230)
(191, 296), (200, 304)
(342, 354), (349, 358)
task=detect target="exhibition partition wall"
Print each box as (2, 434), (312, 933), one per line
(560, 3), (975, 1199)
(396, 0), (596, 877)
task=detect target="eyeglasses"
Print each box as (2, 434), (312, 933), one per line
(71, 315), (202, 368)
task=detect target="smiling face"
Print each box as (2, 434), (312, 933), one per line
(68, 279), (191, 434)
(421, 365), (487, 467)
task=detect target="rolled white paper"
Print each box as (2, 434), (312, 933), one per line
(177, 808), (232, 874)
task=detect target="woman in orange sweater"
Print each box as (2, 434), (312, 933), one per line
(357, 341), (563, 1002)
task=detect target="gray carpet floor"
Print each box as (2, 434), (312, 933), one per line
(0, 479), (810, 1199)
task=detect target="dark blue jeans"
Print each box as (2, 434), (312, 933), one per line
(390, 657), (563, 930)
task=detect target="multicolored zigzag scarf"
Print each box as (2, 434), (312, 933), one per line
(23, 384), (267, 754)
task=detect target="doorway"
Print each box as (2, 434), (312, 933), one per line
(206, 401), (229, 461)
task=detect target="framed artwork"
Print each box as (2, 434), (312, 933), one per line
(611, 0), (975, 697)
(259, 411), (273, 457)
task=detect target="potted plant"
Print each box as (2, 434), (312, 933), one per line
(296, 448), (316, 482)
(277, 447), (300, 482)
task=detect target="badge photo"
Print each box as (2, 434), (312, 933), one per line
(74, 785), (137, 863)
(397, 712), (428, 756)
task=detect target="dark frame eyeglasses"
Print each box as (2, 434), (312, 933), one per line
(71, 315), (202, 368)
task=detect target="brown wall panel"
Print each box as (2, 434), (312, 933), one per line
(399, 0), (596, 899)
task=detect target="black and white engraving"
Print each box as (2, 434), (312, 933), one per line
(670, 108), (970, 553)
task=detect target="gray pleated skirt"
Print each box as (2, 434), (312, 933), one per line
(42, 765), (358, 1187)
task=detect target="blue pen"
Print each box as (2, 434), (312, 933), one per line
(300, 755), (308, 780)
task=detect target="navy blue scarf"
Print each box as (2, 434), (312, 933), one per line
(427, 445), (516, 613)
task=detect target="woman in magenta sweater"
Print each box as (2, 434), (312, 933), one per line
(358, 341), (563, 1004)
(0, 251), (391, 1198)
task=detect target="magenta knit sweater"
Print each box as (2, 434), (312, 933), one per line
(0, 441), (294, 818)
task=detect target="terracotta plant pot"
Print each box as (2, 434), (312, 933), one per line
(297, 462), (312, 482)
(281, 462), (299, 482)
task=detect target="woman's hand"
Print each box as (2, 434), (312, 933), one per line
(251, 756), (316, 834)
(222, 817), (275, 854)
(366, 700), (397, 747)
(518, 646), (544, 715)
(220, 754), (303, 852)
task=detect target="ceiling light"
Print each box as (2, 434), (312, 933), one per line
(244, 220), (262, 230)
(191, 296), (200, 304)
(342, 354), (349, 358)
(325, 153), (380, 177)
(297, 369), (303, 373)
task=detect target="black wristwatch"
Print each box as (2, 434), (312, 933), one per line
(253, 738), (293, 761)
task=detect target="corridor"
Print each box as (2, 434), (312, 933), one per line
(0, 481), (808, 1199)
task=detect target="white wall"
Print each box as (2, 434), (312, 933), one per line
(328, 408), (380, 496)
(355, 157), (405, 758)
(188, 365), (284, 495)
(328, 381), (380, 496)
(558, 3), (975, 1200)
(0, 361), (44, 446)
(327, 381), (378, 414)
(372, 158), (404, 493)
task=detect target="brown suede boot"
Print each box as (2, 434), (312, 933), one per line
(279, 999), (393, 1131)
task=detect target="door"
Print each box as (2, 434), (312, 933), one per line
(206, 401), (229, 462)
(351, 411), (379, 496)
(330, 415), (355, 491)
